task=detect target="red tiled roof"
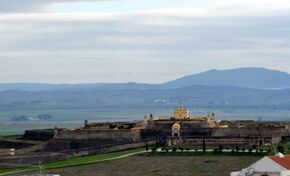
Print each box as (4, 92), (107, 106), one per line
(269, 155), (290, 169)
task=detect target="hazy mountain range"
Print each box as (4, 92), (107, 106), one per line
(1, 67), (290, 91)
(1, 67), (290, 118)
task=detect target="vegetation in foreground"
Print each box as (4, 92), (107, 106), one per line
(0, 149), (144, 176)
(11, 154), (261, 176)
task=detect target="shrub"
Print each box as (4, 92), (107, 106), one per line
(218, 145), (223, 153)
(179, 147), (184, 152)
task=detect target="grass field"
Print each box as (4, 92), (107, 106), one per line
(0, 149), (144, 176)
(8, 152), (261, 176)
(0, 150), (264, 176)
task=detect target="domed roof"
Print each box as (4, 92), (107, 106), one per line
(172, 123), (181, 130)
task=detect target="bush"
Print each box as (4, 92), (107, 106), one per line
(151, 147), (157, 152)
(278, 145), (285, 154)
(179, 147), (184, 152)
(218, 145), (223, 153)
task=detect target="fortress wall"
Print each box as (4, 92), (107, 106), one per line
(55, 129), (142, 141)
(211, 128), (289, 137)
(0, 140), (156, 169)
(147, 120), (210, 130)
(23, 129), (54, 141)
(140, 129), (170, 140)
(179, 128), (285, 147)
(180, 136), (276, 146)
(181, 128), (288, 137)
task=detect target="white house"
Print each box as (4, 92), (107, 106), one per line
(231, 153), (290, 176)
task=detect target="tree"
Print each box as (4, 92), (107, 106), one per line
(218, 145), (223, 153)
(235, 146), (240, 152)
(202, 138), (206, 153)
(179, 147), (184, 152)
(277, 145), (285, 155)
(145, 143), (149, 151)
(151, 146), (157, 153)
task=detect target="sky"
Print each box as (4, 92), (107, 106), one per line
(1, 0), (290, 83)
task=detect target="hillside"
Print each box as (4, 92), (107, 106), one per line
(162, 68), (290, 89)
(1, 68), (290, 91)
(0, 85), (289, 110)
(1, 67), (290, 123)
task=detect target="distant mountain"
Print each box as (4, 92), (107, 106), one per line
(0, 83), (105, 92)
(0, 85), (289, 111)
(0, 82), (160, 92)
(162, 68), (290, 89)
(1, 68), (290, 91)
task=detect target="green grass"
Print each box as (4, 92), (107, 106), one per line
(30, 152), (262, 176)
(45, 149), (143, 168)
(0, 148), (144, 176)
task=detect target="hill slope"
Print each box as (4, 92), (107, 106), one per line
(162, 68), (290, 89)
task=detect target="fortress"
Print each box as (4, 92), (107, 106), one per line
(2, 105), (290, 168)
(48, 105), (290, 151)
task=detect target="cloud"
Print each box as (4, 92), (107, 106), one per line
(0, 1), (290, 83)
(0, 0), (111, 12)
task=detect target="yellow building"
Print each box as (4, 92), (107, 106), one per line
(144, 104), (217, 129)
(173, 104), (189, 120)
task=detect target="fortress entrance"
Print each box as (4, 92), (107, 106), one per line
(172, 123), (181, 138)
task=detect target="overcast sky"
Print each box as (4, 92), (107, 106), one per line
(1, 0), (290, 83)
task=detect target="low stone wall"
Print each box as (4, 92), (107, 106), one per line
(55, 129), (141, 141)
(0, 152), (66, 168)
(23, 129), (54, 141)
(0, 140), (156, 169)
(211, 128), (289, 137)
(181, 128), (289, 138)
(0, 140), (34, 150)
(44, 138), (135, 151)
(147, 120), (211, 130)
(140, 129), (170, 140)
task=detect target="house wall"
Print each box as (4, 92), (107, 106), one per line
(231, 157), (286, 176)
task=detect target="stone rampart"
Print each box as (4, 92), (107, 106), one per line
(0, 140), (156, 169)
(55, 129), (141, 141)
(181, 127), (289, 138)
(211, 128), (289, 137)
